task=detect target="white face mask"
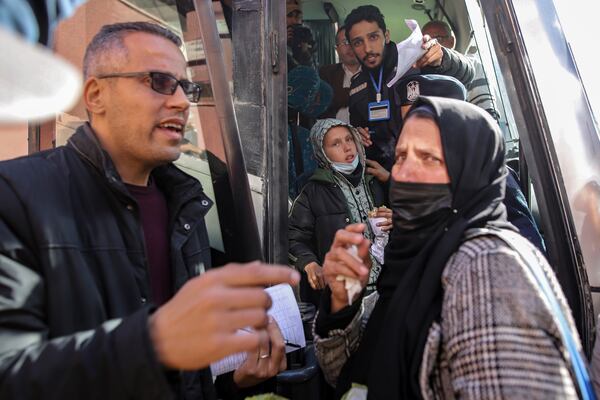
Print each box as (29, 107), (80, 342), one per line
(331, 154), (359, 174)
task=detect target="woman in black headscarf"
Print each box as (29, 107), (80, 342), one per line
(313, 96), (582, 399)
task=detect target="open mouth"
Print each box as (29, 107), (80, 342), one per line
(157, 122), (184, 137)
(345, 155), (356, 162)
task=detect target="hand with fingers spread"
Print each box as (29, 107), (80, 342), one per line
(357, 127), (373, 147)
(149, 261), (300, 370)
(373, 206), (393, 232)
(366, 159), (390, 183)
(323, 224), (372, 313)
(413, 34), (443, 68)
(233, 317), (287, 388)
(304, 262), (326, 290)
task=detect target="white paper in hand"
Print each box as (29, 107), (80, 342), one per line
(336, 245), (363, 305)
(368, 217), (388, 265)
(386, 19), (427, 88)
(210, 284), (306, 376)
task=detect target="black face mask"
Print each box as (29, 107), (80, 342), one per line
(389, 181), (453, 231)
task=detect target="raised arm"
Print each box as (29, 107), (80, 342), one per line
(422, 47), (475, 87)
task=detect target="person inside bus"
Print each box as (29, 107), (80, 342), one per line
(344, 5), (474, 172)
(319, 25), (361, 123)
(289, 118), (391, 307)
(286, 0), (303, 40)
(286, 0), (334, 197)
(380, 73), (546, 253)
(313, 96), (581, 399)
(0, 21), (301, 399)
(422, 20), (501, 120)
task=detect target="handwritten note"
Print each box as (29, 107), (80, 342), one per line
(210, 284), (306, 376)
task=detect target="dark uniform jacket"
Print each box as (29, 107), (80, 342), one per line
(349, 41), (474, 170)
(288, 168), (386, 272)
(0, 123), (215, 399)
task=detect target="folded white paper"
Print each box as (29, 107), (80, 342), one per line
(210, 284), (306, 376)
(387, 19), (427, 88)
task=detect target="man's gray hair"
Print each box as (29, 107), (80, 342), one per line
(422, 20), (453, 36)
(83, 21), (182, 79)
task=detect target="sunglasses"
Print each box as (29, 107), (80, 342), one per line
(96, 71), (202, 103)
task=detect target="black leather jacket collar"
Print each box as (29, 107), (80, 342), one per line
(66, 123), (211, 218)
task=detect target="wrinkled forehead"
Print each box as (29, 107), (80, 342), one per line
(397, 112), (443, 152)
(121, 32), (187, 78)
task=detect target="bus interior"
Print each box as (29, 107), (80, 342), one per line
(5, 0), (600, 396)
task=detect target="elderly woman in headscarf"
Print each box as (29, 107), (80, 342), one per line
(289, 118), (391, 307)
(313, 97), (585, 399)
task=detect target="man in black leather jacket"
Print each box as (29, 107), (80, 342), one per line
(0, 21), (299, 399)
(344, 5), (474, 171)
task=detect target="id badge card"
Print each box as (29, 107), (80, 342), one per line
(368, 100), (390, 122)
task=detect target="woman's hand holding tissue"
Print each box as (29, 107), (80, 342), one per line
(322, 224), (371, 313)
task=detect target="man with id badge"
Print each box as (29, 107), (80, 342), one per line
(344, 5), (474, 172)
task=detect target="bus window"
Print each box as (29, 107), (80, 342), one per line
(464, 0), (599, 350)
(546, 0), (600, 312)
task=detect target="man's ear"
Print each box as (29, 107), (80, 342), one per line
(385, 29), (391, 44)
(83, 77), (105, 117)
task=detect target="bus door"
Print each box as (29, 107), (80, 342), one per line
(471, 0), (599, 353)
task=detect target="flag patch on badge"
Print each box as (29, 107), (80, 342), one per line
(407, 81), (420, 102)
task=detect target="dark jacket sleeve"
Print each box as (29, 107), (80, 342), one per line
(0, 184), (173, 399)
(288, 190), (319, 271)
(348, 76), (369, 130)
(504, 169), (546, 254)
(349, 100), (362, 129)
(423, 47), (475, 86)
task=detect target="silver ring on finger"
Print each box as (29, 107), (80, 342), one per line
(257, 347), (270, 360)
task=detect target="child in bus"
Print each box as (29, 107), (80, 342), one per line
(289, 119), (392, 307)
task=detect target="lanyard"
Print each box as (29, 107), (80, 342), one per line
(369, 67), (383, 103)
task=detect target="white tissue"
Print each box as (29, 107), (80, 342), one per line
(368, 217), (387, 237)
(336, 245), (363, 305)
(386, 19), (427, 88)
(368, 217), (389, 265)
